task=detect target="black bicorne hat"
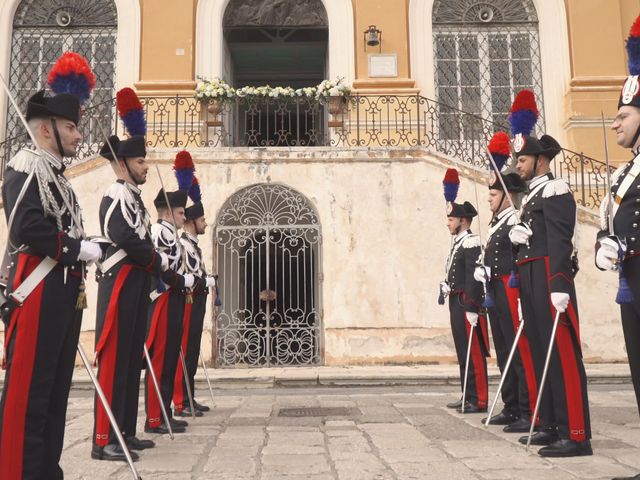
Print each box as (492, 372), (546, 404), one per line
(153, 188), (188, 209)
(512, 133), (561, 161)
(185, 202), (205, 221)
(489, 171), (526, 193)
(117, 135), (146, 158)
(26, 90), (81, 125)
(447, 201), (478, 219)
(99, 135), (120, 161)
(618, 75), (640, 109)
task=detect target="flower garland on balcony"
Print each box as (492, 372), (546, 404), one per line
(194, 77), (351, 103)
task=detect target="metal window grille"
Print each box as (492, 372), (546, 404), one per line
(6, 0), (117, 152)
(433, 0), (544, 141)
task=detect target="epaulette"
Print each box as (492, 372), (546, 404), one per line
(542, 178), (570, 198)
(462, 234), (481, 249)
(7, 149), (38, 174)
(104, 181), (127, 199)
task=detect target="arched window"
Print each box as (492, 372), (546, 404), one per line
(433, 0), (543, 140)
(6, 0), (117, 141)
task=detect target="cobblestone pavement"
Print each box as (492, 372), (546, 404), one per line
(60, 384), (640, 480)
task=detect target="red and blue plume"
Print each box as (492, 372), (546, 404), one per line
(189, 176), (202, 204)
(47, 52), (96, 104)
(174, 150), (195, 191)
(443, 168), (460, 203)
(488, 131), (511, 172)
(627, 15), (640, 75)
(508, 89), (539, 136)
(116, 87), (146, 136)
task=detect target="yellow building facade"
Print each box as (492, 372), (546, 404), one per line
(0, 0), (636, 158)
(0, 0), (634, 367)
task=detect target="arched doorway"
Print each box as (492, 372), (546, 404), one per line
(195, 0), (355, 86)
(223, 0), (328, 88)
(221, 0), (328, 146)
(214, 183), (322, 367)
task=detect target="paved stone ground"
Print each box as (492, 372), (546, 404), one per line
(60, 384), (640, 480)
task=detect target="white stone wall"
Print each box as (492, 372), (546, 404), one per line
(0, 147), (625, 364)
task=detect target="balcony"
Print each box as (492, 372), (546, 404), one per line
(0, 94), (611, 210)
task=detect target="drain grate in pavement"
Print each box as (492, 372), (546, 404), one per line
(277, 407), (357, 417)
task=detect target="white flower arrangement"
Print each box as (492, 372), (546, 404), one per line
(194, 78), (235, 102)
(315, 77), (351, 100)
(194, 78), (351, 103)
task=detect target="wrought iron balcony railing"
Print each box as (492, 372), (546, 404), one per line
(0, 94), (612, 210)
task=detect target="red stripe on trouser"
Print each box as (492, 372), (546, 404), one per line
(500, 274), (538, 419)
(94, 265), (132, 446)
(465, 320), (488, 408)
(146, 293), (170, 428)
(554, 302), (586, 441)
(173, 301), (192, 412)
(543, 257), (586, 441)
(0, 254), (44, 480)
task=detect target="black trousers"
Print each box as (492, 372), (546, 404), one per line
(619, 255), (640, 415)
(487, 275), (537, 419)
(518, 258), (591, 441)
(0, 254), (82, 480)
(144, 289), (184, 427)
(93, 263), (151, 446)
(449, 292), (488, 408)
(173, 293), (207, 410)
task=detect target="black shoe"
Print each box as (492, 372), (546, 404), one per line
(612, 474), (640, 480)
(447, 398), (463, 409)
(170, 417), (189, 428)
(519, 431), (558, 446)
(193, 400), (211, 412)
(125, 436), (155, 450)
(482, 411), (518, 425)
(456, 402), (487, 414)
(538, 439), (593, 457)
(174, 406), (203, 417)
(503, 418), (532, 433)
(91, 444), (139, 462)
(144, 422), (186, 434)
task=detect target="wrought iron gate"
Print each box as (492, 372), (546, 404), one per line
(214, 184), (322, 367)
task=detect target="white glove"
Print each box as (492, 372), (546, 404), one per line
(466, 312), (479, 327)
(159, 252), (169, 271)
(183, 273), (195, 289)
(206, 276), (216, 288)
(596, 237), (620, 271)
(78, 240), (102, 264)
(509, 223), (533, 245)
(551, 292), (570, 313)
(474, 266), (491, 283)
(440, 281), (451, 295)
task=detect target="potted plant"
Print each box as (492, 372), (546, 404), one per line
(316, 77), (351, 115)
(194, 77), (235, 115)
